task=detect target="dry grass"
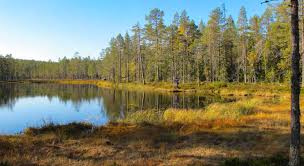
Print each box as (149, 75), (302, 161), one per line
(0, 80), (302, 165)
(164, 98), (260, 123)
(94, 81), (290, 97)
(117, 98), (270, 129)
(0, 96), (300, 165)
(25, 79), (291, 96)
(0, 121), (293, 166)
(118, 109), (163, 124)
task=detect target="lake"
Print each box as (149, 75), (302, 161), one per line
(0, 83), (236, 134)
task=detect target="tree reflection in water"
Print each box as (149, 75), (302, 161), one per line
(0, 83), (237, 121)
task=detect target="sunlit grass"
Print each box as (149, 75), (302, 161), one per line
(115, 96), (301, 130)
(162, 98), (260, 128)
(117, 109), (163, 124)
(31, 79), (292, 96)
(1, 95), (301, 166)
(116, 98), (266, 128)
(5, 79), (302, 165)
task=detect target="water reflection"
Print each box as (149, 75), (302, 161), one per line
(0, 83), (236, 134)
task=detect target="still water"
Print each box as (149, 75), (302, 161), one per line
(0, 83), (236, 134)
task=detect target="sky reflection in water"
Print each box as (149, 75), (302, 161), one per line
(0, 83), (234, 134)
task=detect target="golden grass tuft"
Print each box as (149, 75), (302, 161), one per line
(118, 110), (162, 124)
(3, 80), (303, 165)
(163, 98), (261, 125)
(0, 95), (302, 166)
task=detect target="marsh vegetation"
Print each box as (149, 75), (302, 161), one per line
(0, 0), (303, 165)
(0, 81), (299, 166)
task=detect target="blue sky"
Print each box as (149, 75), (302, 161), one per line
(0, 0), (275, 61)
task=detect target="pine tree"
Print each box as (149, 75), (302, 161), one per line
(132, 23), (145, 84)
(145, 8), (165, 81)
(237, 6), (249, 83)
(116, 34), (124, 83)
(124, 32), (131, 82)
(223, 16), (238, 82)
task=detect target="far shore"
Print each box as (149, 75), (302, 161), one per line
(6, 79), (292, 97)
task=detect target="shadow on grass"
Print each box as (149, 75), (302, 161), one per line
(221, 154), (292, 166)
(0, 122), (300, 165)
(24, 122), (94, 139)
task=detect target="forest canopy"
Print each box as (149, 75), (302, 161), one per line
(0, 3), (295, 83)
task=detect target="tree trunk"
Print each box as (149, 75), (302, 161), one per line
(137, 32), (141, 83)
(112, 67), (115, 83)
(126, 51), (129, 83)
(182, 53), (185, 84)
(118, 49), (122, 83)
(290, 0), (301, 166)
(243, 41), (247, 83)
(140, 92), (145, 111)
(171, 34), (177, 83)
(172, 42), (175, 83)
(136, 53), (140, 82)
(140, 53), (145, 84)
(301, 0), (304, 86)
(197, 60), (200, 86)
(155, 26), (160, 82)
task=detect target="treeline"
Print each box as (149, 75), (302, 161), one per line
(100, 3), (293, 83)
(0, 53), (103, 80)
(0, 2), (298, 83)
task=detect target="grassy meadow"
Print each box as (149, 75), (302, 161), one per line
(0, 80), (300, 166)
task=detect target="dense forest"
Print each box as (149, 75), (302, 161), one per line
(0, 2), (299, 83)
(0, 53), (103, 80)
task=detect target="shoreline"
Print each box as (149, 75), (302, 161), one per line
(13, 79), (291, 97)
(0, 79), (296, 165)
(0, 95), (297, 165)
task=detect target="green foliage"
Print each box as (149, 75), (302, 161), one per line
(0, 55), (102, 81)
(0, 2), (294, 84)
(98, 3), (292, 84)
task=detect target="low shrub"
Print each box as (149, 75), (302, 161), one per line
(24, 122), (93, 139)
